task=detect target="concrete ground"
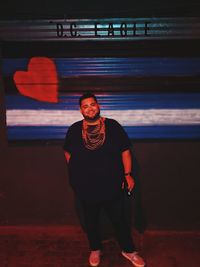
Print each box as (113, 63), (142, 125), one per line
(0, 226), (199, 267)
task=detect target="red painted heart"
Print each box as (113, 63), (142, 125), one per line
(14, 57), (58, 103)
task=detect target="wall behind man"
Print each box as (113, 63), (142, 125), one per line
(0, 138), (200, 229)
(0, 87), (200, 229)
(0, 145), (79, 225)
(133, 141), (200, 230)
(0, 0), (200, 230)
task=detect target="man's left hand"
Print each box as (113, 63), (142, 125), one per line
(122, 175), (135, 192)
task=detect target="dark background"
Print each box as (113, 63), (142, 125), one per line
(0, 0), (200, 18)
(0, 0), (200, 230)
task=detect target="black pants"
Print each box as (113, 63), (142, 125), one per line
(80, 192), (135, 252)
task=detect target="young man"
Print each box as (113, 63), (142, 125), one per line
(63, 92), (145, 267)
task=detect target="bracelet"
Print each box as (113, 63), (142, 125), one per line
(124, 172), (132, 176)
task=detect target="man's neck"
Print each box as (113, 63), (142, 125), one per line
(85, 116), (101, 125)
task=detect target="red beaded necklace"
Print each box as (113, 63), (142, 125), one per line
(82, 117), (106, 150)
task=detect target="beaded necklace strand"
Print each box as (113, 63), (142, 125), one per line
(82, 117), (105, 150)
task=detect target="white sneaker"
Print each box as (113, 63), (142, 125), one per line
(89, 250), (101, 266)
(122, 251), (145, 267)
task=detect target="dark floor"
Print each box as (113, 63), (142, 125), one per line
(0, 226), (199, 267)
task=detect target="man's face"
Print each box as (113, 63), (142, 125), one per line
(80, 97), (100, 121)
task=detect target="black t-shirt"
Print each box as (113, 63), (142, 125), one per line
(63, 118), (131, 202)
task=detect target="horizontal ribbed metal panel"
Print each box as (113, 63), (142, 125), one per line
(3, 57), (200, 77)
(5, 93), (200, 140)
(0, 17), (200, 41)
(3, 57), (200, 94)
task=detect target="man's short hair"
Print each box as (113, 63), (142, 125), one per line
(79, 92), (98, 106)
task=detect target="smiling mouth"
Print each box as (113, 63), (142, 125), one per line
(88, 111), (95, 115)
(83, 110), (101, 122)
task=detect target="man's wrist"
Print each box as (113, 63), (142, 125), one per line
(124, 172), (132, 176)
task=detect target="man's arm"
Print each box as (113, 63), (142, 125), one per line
(64, 151), (71, 163)
(122, 149), (135, 191)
